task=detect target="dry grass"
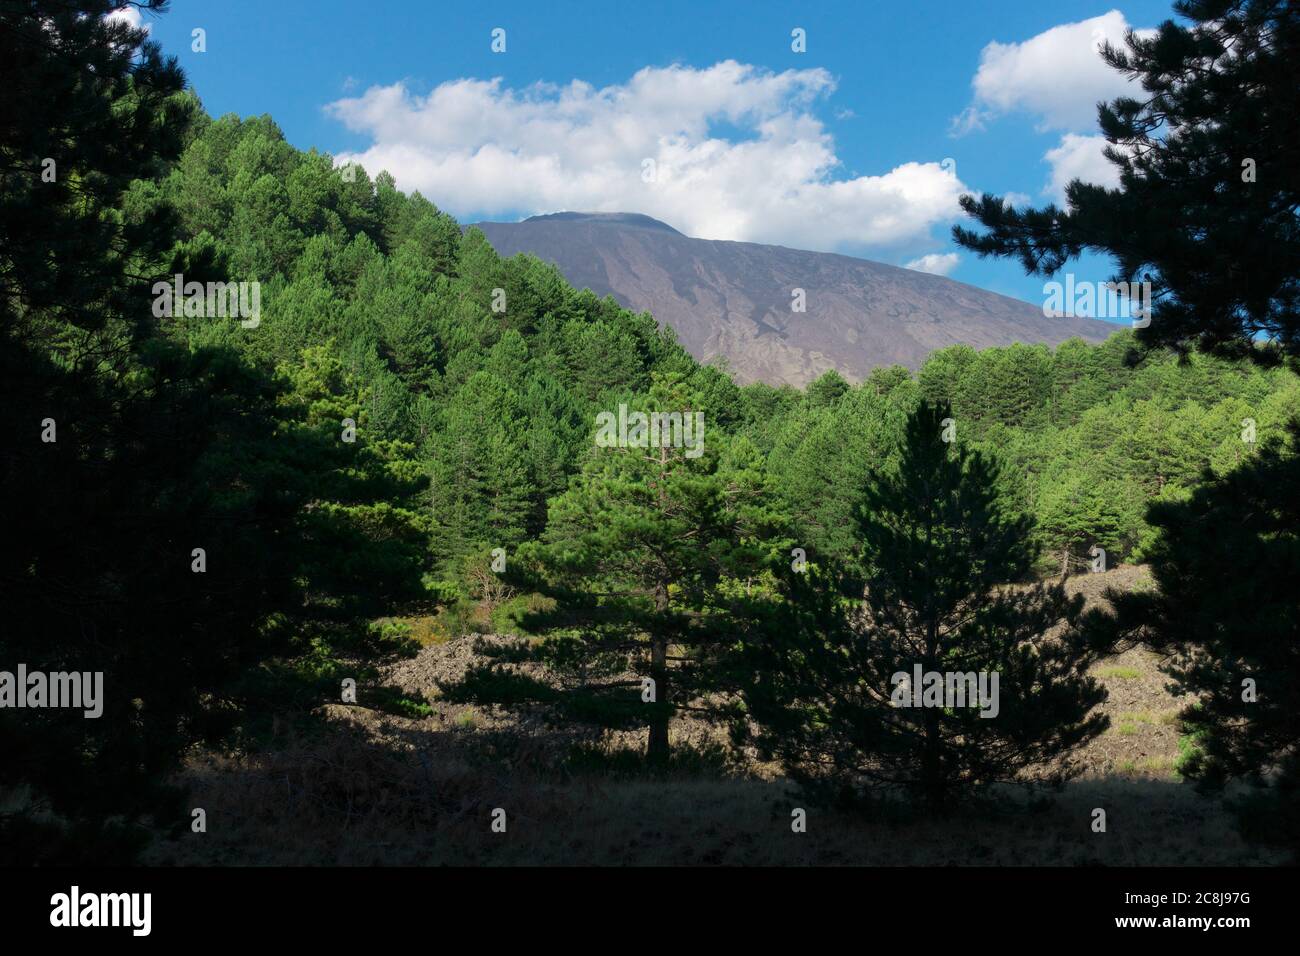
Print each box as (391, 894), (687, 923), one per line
(145, 714), (1279, 866)
(1062, 566), (1191, 783)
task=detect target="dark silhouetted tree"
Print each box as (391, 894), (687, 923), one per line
(0, 2), (427, 863)
(952, 0), (1300, 852)
(954, 0), (1300, 362)
(1105, 421), (1300, 857)
(735, 402), (1110, 813)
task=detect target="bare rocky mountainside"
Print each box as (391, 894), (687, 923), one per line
(470, 212), (1118, 387)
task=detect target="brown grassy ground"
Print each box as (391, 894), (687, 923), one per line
(1067, 565), (1188, 781)
(144, 565), (1286, 866)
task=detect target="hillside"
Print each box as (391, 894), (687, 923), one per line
(471, 212), (1118, 386)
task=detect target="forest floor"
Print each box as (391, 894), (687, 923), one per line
(145, 565), (1287, 866)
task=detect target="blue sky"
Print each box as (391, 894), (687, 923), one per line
(139, 0), (1178, 314)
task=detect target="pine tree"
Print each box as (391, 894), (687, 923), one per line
(0, 0), (189, 335)
(0, 3), (428, 862)
(805, 369), (850, 408)
(1106, 421), (1300, 856)
(768, 385), (912, 569)
(949, 0), (1300, 850)
(735, 401), (1110, 813)
(1035, 465), (1141, 573)
(425, 370), (532, 564)
(954, 0), (1300, 362)
(444, 374), (789, 764)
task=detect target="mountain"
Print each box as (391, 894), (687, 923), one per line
(469, 212), (1120, 387)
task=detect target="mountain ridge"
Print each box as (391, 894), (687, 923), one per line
(469, 212), (1119, 386)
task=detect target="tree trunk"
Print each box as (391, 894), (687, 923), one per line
(646, 581), (671, 765)
(647, 635), (669, 764)
(921, 608), (944, 815)
(921, 707), (944, 815)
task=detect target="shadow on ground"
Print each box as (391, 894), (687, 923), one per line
(144, 707), (1284, 866)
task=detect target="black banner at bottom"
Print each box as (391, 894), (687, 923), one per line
(0, 865), (1286, 941)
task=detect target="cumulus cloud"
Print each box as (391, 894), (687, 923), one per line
(1043, 133), (1120, 203)
(958, 10), (1149, 133)
(951, 11), (1151, 201)
(327, 61), (969, 252)
(904, 252), (960, 277)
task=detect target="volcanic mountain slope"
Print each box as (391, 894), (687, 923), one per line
(470, 212), (1119, 387)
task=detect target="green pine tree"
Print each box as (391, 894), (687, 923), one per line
(735, 401), (1110, 813)
(954, 0), (1300, 362)
(445, 374), (789, 764)
(951, 0), (1300, 851)
(1105, 421), (1300, 857)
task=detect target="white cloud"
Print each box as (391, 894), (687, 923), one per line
(326, 61), (970, 253)
(951, 12), (1151, 202)
(958, 10), (1150, 133)
(1043, 133), (1120, 203)
(948, 105), (992, 138)
(104, 6), (148, 32)
(904, 252), (960, 276)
